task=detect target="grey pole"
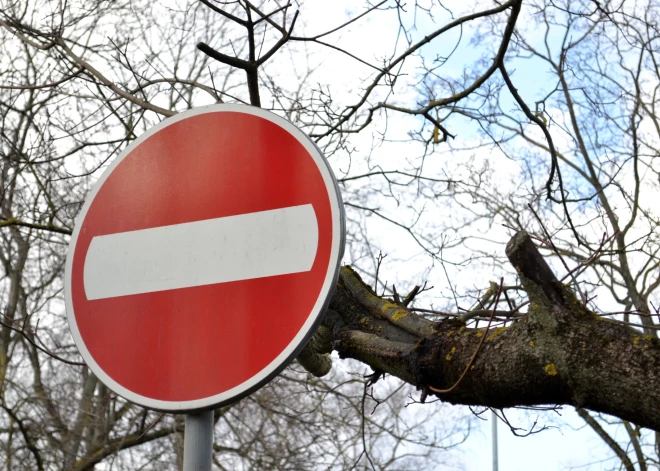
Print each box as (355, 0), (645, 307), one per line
(492, 409), (499, 471)
(183, 411), (214, 471)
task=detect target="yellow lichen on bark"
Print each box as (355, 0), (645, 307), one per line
(446, 346), (457, 361)
(486, 327), (507, 341)
(392, 310), (408, 321)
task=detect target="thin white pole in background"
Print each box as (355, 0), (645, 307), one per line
(492, 409), (499, 471)
(183, 411), (214, 471)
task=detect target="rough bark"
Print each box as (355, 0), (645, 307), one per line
(303, 231), (660, 431)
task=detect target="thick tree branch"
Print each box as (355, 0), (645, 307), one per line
(327, 231), (660, 431)
(296, 325), (333, 377)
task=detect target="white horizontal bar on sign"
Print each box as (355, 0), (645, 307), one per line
(83, 204), (319, 300)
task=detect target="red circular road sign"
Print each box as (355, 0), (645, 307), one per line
(65, 105), (344, 411)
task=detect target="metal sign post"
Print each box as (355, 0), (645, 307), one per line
(183, 411), (214, 471)
(492, 409), (499, 471)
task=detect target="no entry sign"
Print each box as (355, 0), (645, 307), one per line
(65, 105), (344, 411)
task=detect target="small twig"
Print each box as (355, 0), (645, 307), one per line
(503, 289), (516, 310)
(651, 301), (660, 324)
(598, 310), (645, 317)
(492, 408), (549, 437)
(136, 412), (165, 440)
(559, 231), (617, 282)
(409, 306), (524, 320)
(0, 217), (72, 235)
(0, 316), (84, 366)
(374, 251), (386, 292)
(460, 281), (500, 322)
(609, 320), (660, 331)
(354, 371), (381, 471)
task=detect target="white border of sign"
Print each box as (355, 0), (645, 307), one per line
(65, 104), (345, 411)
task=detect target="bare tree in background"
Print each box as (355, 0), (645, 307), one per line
(0, 1), (467, 469)
(0, 0), (659, 470)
